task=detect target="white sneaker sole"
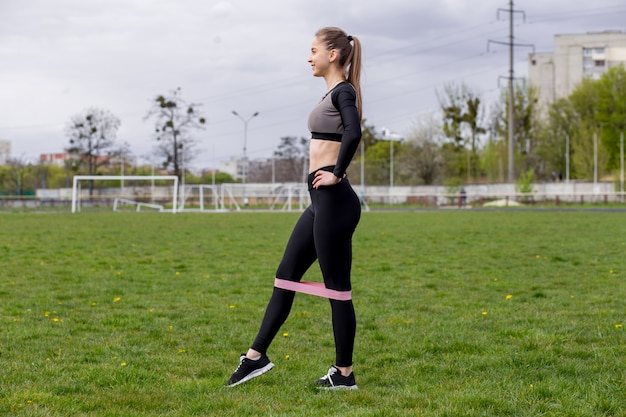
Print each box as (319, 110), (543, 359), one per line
(317, 384), (358, 390)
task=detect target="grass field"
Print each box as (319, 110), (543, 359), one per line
(1, 210), (625, 416)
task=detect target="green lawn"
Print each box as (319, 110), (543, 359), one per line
(1, 211), (625, 416)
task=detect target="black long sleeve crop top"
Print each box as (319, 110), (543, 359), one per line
(308, 82), (361, 179)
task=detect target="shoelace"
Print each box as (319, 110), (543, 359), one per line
(322, 367), (338, 386)
(233, 355), (246, 373)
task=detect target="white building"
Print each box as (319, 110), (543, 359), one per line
(220, 157), (244, 180)
(0, 140), (10, 165)
(529, 31), (626, 112)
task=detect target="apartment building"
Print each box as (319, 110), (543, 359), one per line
(529, 30), (626, 111)
(0, 140), (11, 165)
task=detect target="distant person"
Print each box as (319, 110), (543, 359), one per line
(226, 26), (363, 390)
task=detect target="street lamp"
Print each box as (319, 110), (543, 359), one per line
(232, 110), (259, 204)
(381, 128), (404, 188)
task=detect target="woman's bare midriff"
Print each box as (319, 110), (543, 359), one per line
(309, 139), (341, 174)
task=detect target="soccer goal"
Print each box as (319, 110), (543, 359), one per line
(71, 175), (179, 213)
(178, 184), (226, 212)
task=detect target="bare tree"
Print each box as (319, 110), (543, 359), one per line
(398, 114), (444, 185)
(65, 108), (122, 195)
(144, 87), (206, 179)
(273, 136), (308, 182)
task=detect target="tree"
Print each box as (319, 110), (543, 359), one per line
(536, 98), (577, 180)
(479, 108), (507, 182)
(365, 140), (392, 185)
(273, 136), (308, 182)
(5, 158), (29, 195)
(437, 82), (487, 182)
(65, 108), (122, 195)
(595, 65), (626, 170)
(494, 82), (541, 178)
(568, 79), (608, 180)
(396, 114), (444, 185)
(200, 171), (235, 184)
(145, 87), (206, 180)
(463, 95), (487, 179)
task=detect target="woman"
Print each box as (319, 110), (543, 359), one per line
(226, 26), (363, 390)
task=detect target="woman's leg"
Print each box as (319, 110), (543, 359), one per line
(249, 206), (317, 355)
(312, 181), (361, 370)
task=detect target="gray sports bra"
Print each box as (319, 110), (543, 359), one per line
(307, 82), (362, 178)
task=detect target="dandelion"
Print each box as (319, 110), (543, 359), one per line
(505, 295), (513, 301)
(149, 308), (154, 313)
(178, 349), (186, 353)
(482, 311), (488, 316)
(615, 324), (623, 329)
(121, 362), (127, 367)
(285, 355), (290, 360)
(493, 277), (499, 282)
(229, 305), (236, 309)
(113, 297), (121, 303)
(168, 325), (173, 331)
(116, 271), (121, 276)
(91, 302), (97, 307)
(535, 255), (541, 259)
(530, 384), (534, 389)
(282, 332), (289, 337)
(52, 317), (60, 322)
(176, 272), (180, 276)
(44, 312), (50, 317)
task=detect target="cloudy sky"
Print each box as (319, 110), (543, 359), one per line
(1, 0), (625, 170)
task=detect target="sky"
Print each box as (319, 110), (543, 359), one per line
(1, 0), (625, 171)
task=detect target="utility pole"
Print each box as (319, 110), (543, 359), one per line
(488, 0), (533, 182)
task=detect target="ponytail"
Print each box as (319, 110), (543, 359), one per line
(346, 36), (362, 120)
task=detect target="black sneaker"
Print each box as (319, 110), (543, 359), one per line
(225, 354), (274, 387)
(315, 365), (358, 390)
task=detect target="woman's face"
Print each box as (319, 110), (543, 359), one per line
(308, 36), (333, 77)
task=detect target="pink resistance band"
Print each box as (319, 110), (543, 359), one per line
(274, 278), (352, 301)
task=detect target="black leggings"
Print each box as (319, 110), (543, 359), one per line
(250, 166), (361, 367)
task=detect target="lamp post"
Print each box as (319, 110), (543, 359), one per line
(232, 110), (259, 204)
(619, 132), (624, 202)
(565, 133), (570, 183)
(381, 128), (405, 188)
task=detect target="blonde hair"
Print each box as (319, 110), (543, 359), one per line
(315, 27), (363, 120)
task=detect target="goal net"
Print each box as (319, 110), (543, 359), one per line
(71, 175), (179, 213)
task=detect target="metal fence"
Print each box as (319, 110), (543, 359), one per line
(1, 181), (625, 212)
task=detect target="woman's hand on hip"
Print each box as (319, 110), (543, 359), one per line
(312, 170), (342, 189)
